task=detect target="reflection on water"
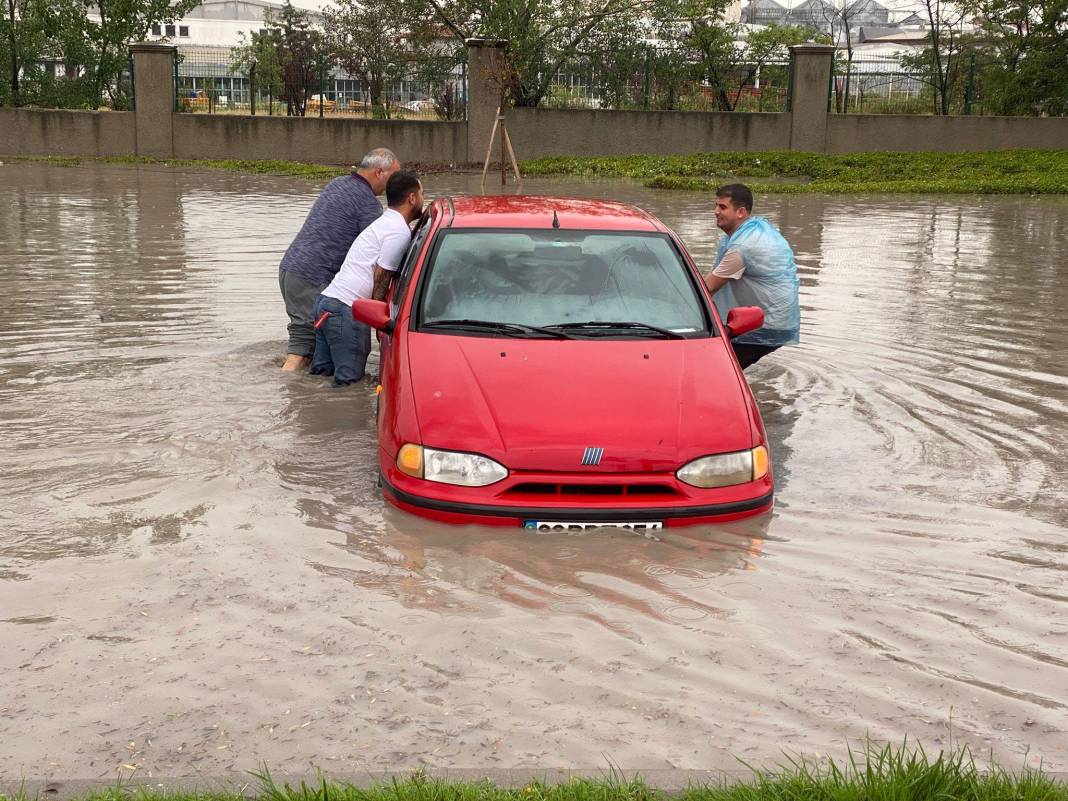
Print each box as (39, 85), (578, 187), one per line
(1, 162), (1066, 778)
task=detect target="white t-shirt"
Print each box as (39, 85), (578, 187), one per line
(322, 208), (411, 305)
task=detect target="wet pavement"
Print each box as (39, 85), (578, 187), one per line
(1, 161), (1066, 780)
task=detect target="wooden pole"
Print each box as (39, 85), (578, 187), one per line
(503, 124), (521, 184)
(480, 107), (501, 191)
(500, 112), (507, 186)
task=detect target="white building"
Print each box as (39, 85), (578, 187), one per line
(145, 0), (323, 48)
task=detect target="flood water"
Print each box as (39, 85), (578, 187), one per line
(1, 161), (1066, 780)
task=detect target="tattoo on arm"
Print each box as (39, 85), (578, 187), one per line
(371, 266), (393, 301)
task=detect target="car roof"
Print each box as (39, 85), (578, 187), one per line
(438, 195), (667, 232)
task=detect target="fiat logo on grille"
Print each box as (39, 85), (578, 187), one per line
(581, 447), (604, 466)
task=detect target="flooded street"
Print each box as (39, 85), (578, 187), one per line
(1, 161), (1066, 780)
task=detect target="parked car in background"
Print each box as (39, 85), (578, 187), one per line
(355, 196), (774, 529)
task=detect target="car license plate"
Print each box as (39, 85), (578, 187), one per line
(523, 520), (663, 532)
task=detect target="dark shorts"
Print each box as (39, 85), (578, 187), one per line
(731, 343), (781, 369)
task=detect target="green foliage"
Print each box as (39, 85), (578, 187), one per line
(268, 2), (325, 117)
(0, 0), (196, 108)
(231, 26), (286, 108)
(416, 0), (713, 108)
(322, 0), (432, 118)
(959, 0), (1068, 116)
(521, 149), (1068, 194)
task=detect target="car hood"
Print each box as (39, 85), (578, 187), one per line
(406, 332), (754, 472)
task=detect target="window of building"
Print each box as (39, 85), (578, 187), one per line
(165, 24), (176, 36)
(179, 25), (189, 36)
(151, 24), (161, 35)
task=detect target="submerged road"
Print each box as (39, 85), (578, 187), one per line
(0, 162), (1066, 779)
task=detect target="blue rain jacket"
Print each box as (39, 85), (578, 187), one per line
(712, 216), (800, 346)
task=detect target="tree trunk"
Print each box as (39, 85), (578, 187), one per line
(6, 0), (19, 104)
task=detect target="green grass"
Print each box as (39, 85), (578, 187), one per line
(520, 149), (1068, 194)
(2, 742), (1064, 801)
(4, 155), (455, 180)
(11, 150), (1068, 193)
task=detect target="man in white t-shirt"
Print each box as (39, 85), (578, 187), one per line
(310, 171), (424, 385)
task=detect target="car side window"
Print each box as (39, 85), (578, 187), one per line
(390, 218), (432, 316)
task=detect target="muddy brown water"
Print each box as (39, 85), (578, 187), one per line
(1, 162), (1066, 780)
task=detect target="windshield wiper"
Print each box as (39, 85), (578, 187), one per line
(546, 321), (686, 339)
(422, 319), (573, 339)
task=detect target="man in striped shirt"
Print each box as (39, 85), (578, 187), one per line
(278, 147), (400, 371)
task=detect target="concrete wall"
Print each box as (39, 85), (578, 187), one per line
(827, 114), (1068, 154)
(0, 107), (136, 157)
(2, 42), (1066, 164)
(172, 114), (467, 165)
(506, 108), (792, 158)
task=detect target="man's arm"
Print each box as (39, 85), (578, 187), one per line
(706, 249), (745, 295)
(371, 265), (394, 301)
(705, 273), (730, 295)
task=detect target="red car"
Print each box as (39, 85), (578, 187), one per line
(354, 195), (773, 529)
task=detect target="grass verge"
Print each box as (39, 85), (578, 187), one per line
(2, 742), (1065, 801)
(520, 149), (1068, 194)
(3, 155), (460, 179)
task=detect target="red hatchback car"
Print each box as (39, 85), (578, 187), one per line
(354, 195), (773, 529)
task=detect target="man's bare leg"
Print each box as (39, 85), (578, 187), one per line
(281, 354), (311, 371)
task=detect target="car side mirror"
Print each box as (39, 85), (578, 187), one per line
(353, 299), (394, 335)
(725, 307), (764, 339)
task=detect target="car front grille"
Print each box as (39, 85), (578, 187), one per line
(504, 482), (679, 499)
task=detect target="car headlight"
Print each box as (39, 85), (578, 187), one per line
(396, 444), (508, 487)
(676, 446), (769, 488)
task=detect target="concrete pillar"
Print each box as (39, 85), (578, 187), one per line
(130, 42), (176, 159)
(788, 44), (835, 153)
(465, 38), (509, 165)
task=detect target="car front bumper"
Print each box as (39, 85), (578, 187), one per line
(379, 469), (774, 528)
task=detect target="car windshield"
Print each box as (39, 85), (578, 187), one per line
(416, 229), (710, 337)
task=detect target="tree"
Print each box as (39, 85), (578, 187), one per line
(654, 4), (814, 112)
(737, 23), (819, 110)
(58, 0), (197, 108)
(323, 0), (432, 118)
(417, 0), (677, 107)
(917, 0), (969, 113)
(1, 0), (49, 104)
(231, 27), (285, 113)
(960, 0), (1068, 115)
(262, 1), (324, 116)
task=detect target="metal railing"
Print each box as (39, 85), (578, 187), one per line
(540, 49), (792, 113)
(829, 53), (988, 115)
(173, 47), (467, 120)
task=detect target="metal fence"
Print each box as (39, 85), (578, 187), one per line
(541, 50), (792, 113)
(173, 47), (467, 120)
(829, 53), (987, 115)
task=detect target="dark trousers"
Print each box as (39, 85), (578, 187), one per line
(310, 294), (372, 386)
(732, 343), (781, 369)
(279, 267), (328, 358)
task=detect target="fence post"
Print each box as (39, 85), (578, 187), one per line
(250, 62), (257, 115)
(964, 52), (976, 115)
(787, 44), (835, 154)
(318, 54), (325, 118)
(129, 42), (176, 159)
(127, 52), (136, 111)
(173, 49), (180, 112)
(643, 47), (651, 111)
(465, 38), (509, 165)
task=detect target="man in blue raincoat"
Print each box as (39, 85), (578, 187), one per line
(704, 184), (800, 369)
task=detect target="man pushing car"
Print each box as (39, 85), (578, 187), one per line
(309, 170), (424, 386)
(278, 147), (401, 372)
(704, 183), (801, 369)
